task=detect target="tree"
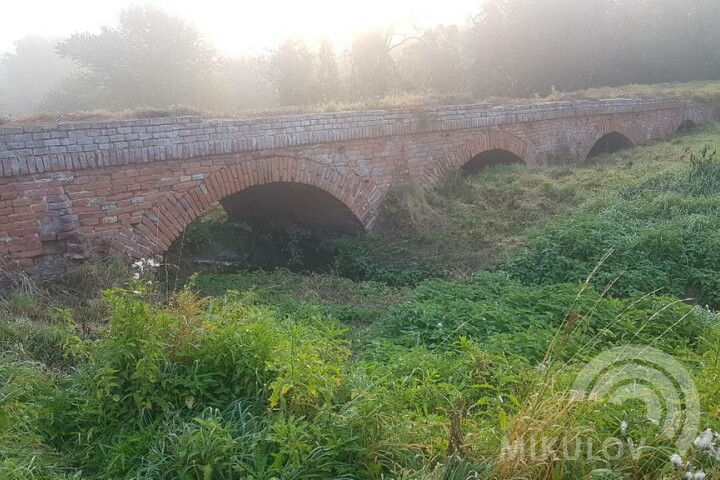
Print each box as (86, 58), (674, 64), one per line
(55, 6), (217, 109)
(267, 39), (318, 106)
(467, 0), (610, 97)
(466, 0), (720, 98)
(316, 39), (340, 101)
(212, 57), (276, 110)
(350, 28), (395, 98)
(397, 25), (469, 93)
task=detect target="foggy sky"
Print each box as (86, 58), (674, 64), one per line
(0, 0), (481, 56)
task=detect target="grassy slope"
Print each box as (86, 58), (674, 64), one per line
(364, 123), (720, 274)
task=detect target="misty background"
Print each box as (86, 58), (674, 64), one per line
(1, 0), (719, 118)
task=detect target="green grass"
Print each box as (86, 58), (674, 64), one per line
(0, 276), (716, 479)
(504, 143), (720, 308)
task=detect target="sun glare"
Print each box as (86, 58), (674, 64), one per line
(0, 0), (479, 55)
(163, 0), (478, 54)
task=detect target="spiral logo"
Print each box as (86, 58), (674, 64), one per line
(570, 345), (699, 454)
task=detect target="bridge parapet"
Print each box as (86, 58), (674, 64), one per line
(0, 98), (707, 178)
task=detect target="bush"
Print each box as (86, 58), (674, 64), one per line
(37, 287), (354, 478)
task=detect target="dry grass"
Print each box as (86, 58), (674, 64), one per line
(492, 380), (591, 480)
(0, 105), (206, 125)
(0, 91), (476, 125)
(4, 81), (720, 126)
(554, 81), (720, 105)
(0, 256), (45, 299)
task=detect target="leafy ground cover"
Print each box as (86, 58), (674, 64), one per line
(1, 122), (720, 479)
(1, 272), (718, 479)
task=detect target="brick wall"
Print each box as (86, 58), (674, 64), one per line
(0, 98), (713, 274)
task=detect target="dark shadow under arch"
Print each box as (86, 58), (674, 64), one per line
(164, 182), (366, 273)
(461, 149), (525, 174)
(587, 132), (634, 158)
(219, 182), (365, 237)
(677, 120), (697, 134)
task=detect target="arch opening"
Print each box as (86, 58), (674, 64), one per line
(220, 182), (364, 236)
(677, 120), (697, 134)
(587, 132), (634, 158)
(461, 149), (525, 174)
(167, 182), (364, 274)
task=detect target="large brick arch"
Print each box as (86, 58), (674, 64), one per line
(112, 157), (383, 258)
(422, 130), (537, 188)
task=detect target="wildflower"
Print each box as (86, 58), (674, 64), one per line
(132, 272), (140, 280)
(620, 420), (628, 436)
(684, 472), (694, 480)
(147, 259), (160, 268)
(670, 454), (684, 469)
(694, 429), (714, 450)
(132, 290), (141, 295)
(694, 471), (706, 480)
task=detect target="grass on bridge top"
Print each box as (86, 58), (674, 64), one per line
(3, 80), (720, 125)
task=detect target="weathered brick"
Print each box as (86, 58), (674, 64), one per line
(0, 98), (713, 275)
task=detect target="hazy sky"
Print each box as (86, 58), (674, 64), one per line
(0, 0), (481, 56)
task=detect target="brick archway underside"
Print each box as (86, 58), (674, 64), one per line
(112, 157), (382, 258)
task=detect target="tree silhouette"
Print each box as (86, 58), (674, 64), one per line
(56, 6), (217, 109)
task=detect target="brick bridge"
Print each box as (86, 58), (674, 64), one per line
(0, 97), (713, 274)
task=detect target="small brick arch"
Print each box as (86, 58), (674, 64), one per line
(112, 157), (383, 258)
(677, 104), (713, 131)
(422, 131), (537, 188)
(582, 120), (642, 159)
(672, 106), (705, 133)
